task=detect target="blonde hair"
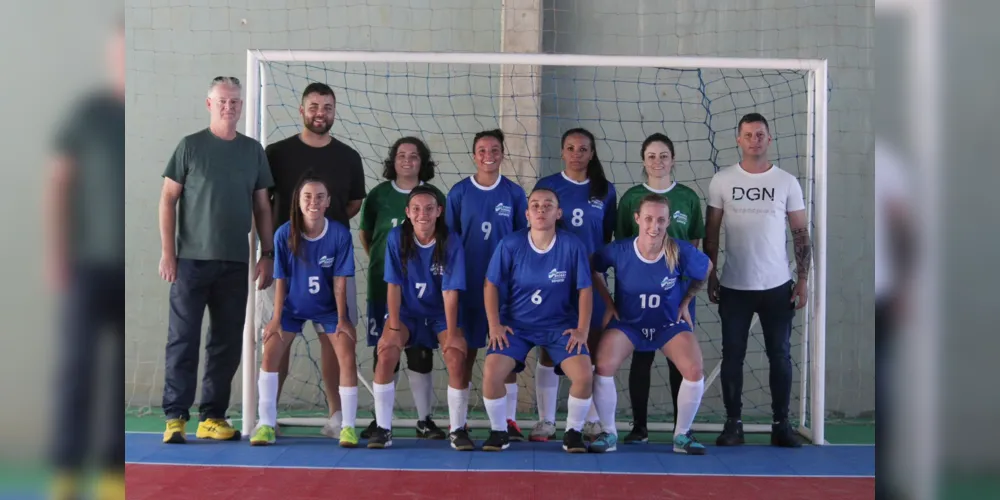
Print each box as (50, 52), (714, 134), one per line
(635, 193), (679, 273)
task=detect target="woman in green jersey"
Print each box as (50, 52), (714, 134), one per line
(358, 136), (448, 440)
(614, 133), (705, 444)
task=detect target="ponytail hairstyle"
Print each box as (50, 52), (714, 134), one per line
(561, 127), (610, 202)
(288, 172), (330, 261)
(640, 132), (676, 180)
(473, 128), (506, 155)
(398, 185), (450, 276)
(636, 193), (679, 273)
(528, 186), (568, 230)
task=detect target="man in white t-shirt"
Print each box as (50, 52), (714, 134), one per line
(704, 113), (811, 448)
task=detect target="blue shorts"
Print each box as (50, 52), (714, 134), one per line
(366, 301), (387, 347)
(487, 327), (589, 373)
(394, 314), (446, 351)
(280, 314), (339, 335)
(462, 306), (489, 350)
(607, 319), (693, 353)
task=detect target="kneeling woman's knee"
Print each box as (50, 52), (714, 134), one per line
(680, 359), (704, 381)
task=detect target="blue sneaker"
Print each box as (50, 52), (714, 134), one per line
(673, 430), (707, 455)
(588, 431), (617, 453)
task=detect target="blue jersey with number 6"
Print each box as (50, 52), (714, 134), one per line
(383, 226), (466, 318)
(486, 228), (593, 332)
(273, 218), (355, 320)
(592, 237), (710, 329)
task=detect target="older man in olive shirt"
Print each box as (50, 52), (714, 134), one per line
(158, 76), (275, 443)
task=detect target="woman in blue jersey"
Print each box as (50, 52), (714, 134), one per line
(368, 185), (473, 451)
(530, 127), (617, 442)
(445, 129), (529, 440)
(587, 193), (712, 455)
(250, 174), (359, 448)
(481, 187), (595, 453)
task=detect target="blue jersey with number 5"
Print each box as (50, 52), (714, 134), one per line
(273, 218), (355, 320)
(383, 226), (466, 318)
(534, 172), (617, 256)
(592, 237), (710, 329)
(485, 228), (593, 332)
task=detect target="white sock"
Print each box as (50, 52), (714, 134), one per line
(373, 382), (395, 430)
(338, 386), (358, 428)
(674, 378), (705, 437)
(505, 383), (519, 421)
(328, 410), (343, 431)
(566, 395), (592, 433)
(448, 386), (466, 432)
(407, 370), (433, 420)
(584, 366), (600, 423)
(593, 375), (618, 436)
(257, 371), (278, 427)
(483, 396), (507, 431)
(535, 362), (558, 423)
(461, 383), (471, 423)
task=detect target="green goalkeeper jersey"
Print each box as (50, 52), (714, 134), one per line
(615, 182), (705, 242)
(359, 180), (446, 303)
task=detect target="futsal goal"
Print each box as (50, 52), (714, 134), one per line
(240, 49), (829, 444)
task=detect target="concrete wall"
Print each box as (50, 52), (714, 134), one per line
(125, 0), (873, 421)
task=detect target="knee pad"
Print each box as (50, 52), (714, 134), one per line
(404, 346), (434, 374)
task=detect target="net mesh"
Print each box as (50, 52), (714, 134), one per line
(256, 59), (816, 428)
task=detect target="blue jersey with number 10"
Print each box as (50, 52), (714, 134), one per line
(592, 237), (710, 329)
(383, 226), (467, 319)
(486, 228), (593, 332)
(273, 219), (355, 320)
(445, 175), (528, 303)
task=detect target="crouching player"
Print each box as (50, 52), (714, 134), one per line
(589, 194), (712, 454)
(368, 186), (474, 451)
(251, 174), (360, 447)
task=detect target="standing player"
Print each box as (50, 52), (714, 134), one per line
(588, 194), (712, 454)
(250, 175), (359, 447)
(480, 187), (595, 453)
(445, 129), (529, 440)
(368, 186), (474, 451)
(530, 128), (617, 442)
(614, 133), (705, 443)
(358, 137), (447, 440)
(261, 82), (366, 438)
(705, 113), (810, 448)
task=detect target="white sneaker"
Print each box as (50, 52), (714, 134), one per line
(529, 420), (557, 442)
(321, 412), (343, 438)
(582, 421), (604, 442)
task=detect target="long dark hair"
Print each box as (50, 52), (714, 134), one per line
(640, 132), (676, 180)
(399, 185), (450, 276)
(382, 136), (437, 182)
(528, 186), (568, 231)
(561, 127), (610, 201)
(289, 172), (330, 261)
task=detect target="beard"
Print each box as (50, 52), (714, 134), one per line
(303, 116), (333, 135)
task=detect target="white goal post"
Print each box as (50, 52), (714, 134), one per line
(240, 49), (829, 444)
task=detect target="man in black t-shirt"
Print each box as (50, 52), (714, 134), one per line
(257, 82), (366, 437)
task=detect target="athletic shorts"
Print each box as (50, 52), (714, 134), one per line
(384, 314), (446, 351)
(462, 306), (489, 350)
(365, 300), (387, 347)
(487, 326), (589, 373)
(280, 314), (339, 335)
(256, 275), (359, 334)
(606, 319), (693, 353)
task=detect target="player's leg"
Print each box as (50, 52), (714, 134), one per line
(404, 344), (443, 439)
(551, 350), (593, 453)
(325, 320), (360, 448)
(465, 308), (522, 440)
(197, 260), (248, 441)
(661, 330), (707, 455)
(667, 297), (696, 431)
(362, 301), (395, 438)
(315, 329), (343, 437)
(531, 347), (559, 442)
(582, 298), (608, 440)
(482, 331), (533, 451)
(625, 350), (654, 443)
(250, 317), (299, 446)
(758, 280), (801, 447)
(716, 286), (756, 446)
(587, 327), (634, 453)
(436, 326), (474, 450)
(369, 320), (412, 448)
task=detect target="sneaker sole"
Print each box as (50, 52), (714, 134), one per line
(367, 441), (392, 449)
(529, 435), (554, 442)
(340, 441), (359, 448)
(482, 443), (509, 452)
(450, 443), (475, 451)
(250, 440), (274, 446)
(673, 446), (707, 455)
(163, 432), (186, 444)
(562, 445), (588, 453)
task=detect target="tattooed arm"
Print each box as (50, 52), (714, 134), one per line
(787, 209), (811, 308)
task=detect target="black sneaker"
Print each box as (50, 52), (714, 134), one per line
(562, 429), (587, 453)
(360, 420), (377, 439)
(367, 426), (393, 449)
(507, 419), (525, 442)
(770, 420), (803, 448)
(623, 423), (648, 444)
(449, 428), (475, 451)
(715, 418), (745, 446)
(416, 418), (447, 440)
(482, 430), (510, 451)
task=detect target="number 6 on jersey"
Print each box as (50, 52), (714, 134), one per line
(531, 289), (543, 305)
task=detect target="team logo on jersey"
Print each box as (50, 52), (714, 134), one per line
(429, 263), (445, 276)
(660, 276), (677, 290)
(494, 202), (512, 217)
(589, 199), (605, 210)
(672, 210), (688, 225)
(548, 268), (567, 283)
(318, 256), (335, 268)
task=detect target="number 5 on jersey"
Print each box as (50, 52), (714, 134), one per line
(309, 276), (321, 294)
